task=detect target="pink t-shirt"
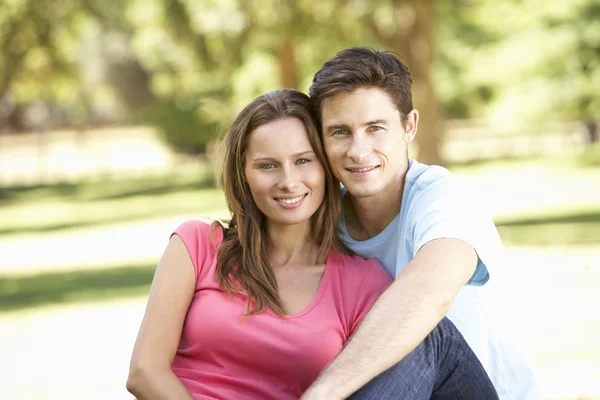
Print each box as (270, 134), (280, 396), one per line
(170, 220), (392, 400)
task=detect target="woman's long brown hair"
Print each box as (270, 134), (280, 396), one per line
(216, 89), (347, 316)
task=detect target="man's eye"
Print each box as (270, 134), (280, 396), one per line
(332, 130), (348, 136)
(259, 163), (275, 169)
(368, 126), (384, 132)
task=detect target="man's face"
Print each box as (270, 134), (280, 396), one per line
(320, 87), (417, 200)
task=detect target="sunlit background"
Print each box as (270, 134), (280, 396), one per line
(0, 0), (599, 399)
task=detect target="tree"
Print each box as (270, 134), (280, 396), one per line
(0, 0), (84, 128)
(450, 0), (600, 142)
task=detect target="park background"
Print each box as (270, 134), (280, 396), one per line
(0, 0), (599, 398)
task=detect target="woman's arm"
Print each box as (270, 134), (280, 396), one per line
(126, 234), (196, 400)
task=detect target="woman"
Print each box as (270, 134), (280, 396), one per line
(126, 89), (391, 399)
(126, 89), (498, 400)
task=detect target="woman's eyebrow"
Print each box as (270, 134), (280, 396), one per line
(252, 150), (314, 162)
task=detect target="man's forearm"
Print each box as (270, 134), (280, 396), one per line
(302, 239), (476, 399)
(308, 277), (451, 398)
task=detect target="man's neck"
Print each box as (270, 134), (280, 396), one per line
(344, 175), (406, 241)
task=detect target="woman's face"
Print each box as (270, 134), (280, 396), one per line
(244, 117), (325, 230)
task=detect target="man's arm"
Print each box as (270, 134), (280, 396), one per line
(301, 238), (477, 400)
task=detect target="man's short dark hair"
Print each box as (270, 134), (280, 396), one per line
(309, 47), (413, 125)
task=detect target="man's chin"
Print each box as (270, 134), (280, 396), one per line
(343, 185), (380, 199)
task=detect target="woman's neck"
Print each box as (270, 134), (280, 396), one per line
(267, 221), (319, 267)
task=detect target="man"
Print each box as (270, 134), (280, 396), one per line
(302, 47), (539, 399)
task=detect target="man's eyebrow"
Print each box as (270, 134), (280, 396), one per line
(325, 119), (388, 131)
(364, 119), (388, 126)
(325, 123), (350, 131)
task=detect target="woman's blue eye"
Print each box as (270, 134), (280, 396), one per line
(296, 158), (310, 165)
(260, 163), (275, 169)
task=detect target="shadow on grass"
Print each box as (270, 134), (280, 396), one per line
(0, 182), (82, 203)
(0, 263), (155, 312)
(496, 209), (600, 246)
(85, 175), (216, 201)
(0, 174), (216, 204)
(0, 204), (202, 236)
(448, 143), (600, 170)
(0, 175), (220, 237)
(448, 154), (544, 169)
(2, 210), (598, 312)
(497, 210), (600, 227)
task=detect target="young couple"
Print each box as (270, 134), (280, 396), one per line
(127, 47), (539, 399)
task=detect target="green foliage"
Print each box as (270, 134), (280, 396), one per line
(434, 1), (502, 118)
(2, 0), (600, 148)
(136, 96), (225, 155)
(455, 0), (600, 128)
(0, 0), (83, 102)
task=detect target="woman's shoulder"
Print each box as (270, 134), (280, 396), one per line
(336, 251), (379, 267)
(172, 219), (225, 261)
(327, 251), (392, 317)
(173, 219), (225, 244)
(331, 251), (386, 280)
(171, 219), (226, 280)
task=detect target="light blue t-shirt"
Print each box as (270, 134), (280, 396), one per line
(339, 159), (539, 400)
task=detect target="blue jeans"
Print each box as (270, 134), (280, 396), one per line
(348, 317), (499, 400)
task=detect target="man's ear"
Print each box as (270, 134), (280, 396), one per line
(404, 109), (419, 142)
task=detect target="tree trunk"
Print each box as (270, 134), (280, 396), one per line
(278, 35), (299, 90)
(402, 0), (442, 165)
(412, 75), (442, 165)
(106, 59), (156, 116)
(584, 121), (598, 144)
(365, 0), (443, 165)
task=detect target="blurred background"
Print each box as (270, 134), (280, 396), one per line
(0, 0), (598, 398)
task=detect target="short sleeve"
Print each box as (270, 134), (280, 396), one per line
(171, 220), (222, 281)
(409, 179), (503, 286)
(350, 260), (393, 334)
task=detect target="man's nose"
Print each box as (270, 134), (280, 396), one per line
(347, 136), (370, 163)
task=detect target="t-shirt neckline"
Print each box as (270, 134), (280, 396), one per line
(339, 160), (416, 247)
(266, 250), (333, 320)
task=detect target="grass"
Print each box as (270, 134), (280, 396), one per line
(0, 152), (598, 400)
(0, 163), (224, 236)
(2, 151), (599, 241)
(0, 153), (598, 312)
(496, 208), (600, 246)
(0, 263), (154, 312)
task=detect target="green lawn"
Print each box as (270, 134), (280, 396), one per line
(1, 153), (599, 311)
(0, 263), (155, 312)
(1, 152), (599, 241)
(0, 163), (223, 236)
(0, 152), (598, 400)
